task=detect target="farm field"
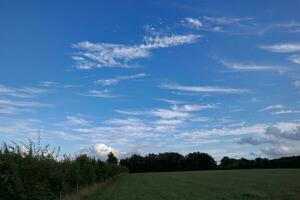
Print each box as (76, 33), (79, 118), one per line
(82, 169), (300, 200)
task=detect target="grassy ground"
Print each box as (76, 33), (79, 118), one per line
(81, 169), (300, 200)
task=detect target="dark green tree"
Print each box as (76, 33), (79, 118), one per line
(106, 152), (118, 165)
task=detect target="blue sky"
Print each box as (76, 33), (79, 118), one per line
(1, 0), (300, 160)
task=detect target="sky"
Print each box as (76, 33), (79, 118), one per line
(0, 0), (300, 160)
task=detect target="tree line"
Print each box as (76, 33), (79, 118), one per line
(120, 152), (300, 173)
(119, 152), (217, 173)
(219, 156), (300, 169)
(0, 141), (127, 200)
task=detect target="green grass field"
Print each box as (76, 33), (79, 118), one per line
(80, 169), (300, 200)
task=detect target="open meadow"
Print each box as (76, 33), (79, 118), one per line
(74, 169), (300, 200)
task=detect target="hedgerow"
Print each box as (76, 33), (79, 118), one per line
(0, 141), (128, 200)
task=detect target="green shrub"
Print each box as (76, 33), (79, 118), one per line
(0, 141), (128, 200)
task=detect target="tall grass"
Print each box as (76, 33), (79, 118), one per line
(0, 140), (128, 200)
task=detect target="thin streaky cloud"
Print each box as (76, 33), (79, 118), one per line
(259, 104), (284, 112)
(203, 16), (253, 25)
(181, 17), (202, 29)
(66, 115), (90, 126)
(0, 84), (49, 98)
(220, 60), (286, 73)
(0, 99), (52, 107)
(81, 89), (116, 98)
(288, 55), (300, 64)
(272, 110), (300, 115)
(115, 109), (142, 115)
(154, 98), (185, 105)
(259, 43), (300, 53)
(39, 81), (58, 87)
(72, 34), (200, 69)
(160, 83), (250, 94)
(95, 73), (147, 86)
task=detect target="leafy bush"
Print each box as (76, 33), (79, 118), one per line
(0, 141), (128, 200)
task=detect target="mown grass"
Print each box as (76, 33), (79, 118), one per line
(82, 169), (300, 200)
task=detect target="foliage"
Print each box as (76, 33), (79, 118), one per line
(121, 152), (300, 173)
(119, 151), (217, 173)
(106, 152), (118, 165)
(0, 141), (128, 200)
(219, 156), (300, 169)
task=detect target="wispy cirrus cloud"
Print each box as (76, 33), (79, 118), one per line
(72, 34), (200, 69)
(116, 103), (215, 121)
(294, 80), (300, 87)
(0, 99), (51, 108)
(39, 81), (58, 87)
(0, 84), (49, 98)
(220, 60), (286, 73)
(288, 55), (300, 64)
(203, 16), (252, 25)
(272, 110), (300, 115)
(95, 73), (147, 86)
(259, 43), (300, 53)
(160, 83), (249, 94)
(259, 104), (284, 112)
(181, 17), (202, 29)
(81, 89), (116, 98)
(0, 99), (52, 115)
(66, 115), (90, 126)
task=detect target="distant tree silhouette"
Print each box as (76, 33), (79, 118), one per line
(120, 152), (216, 173)
(219, 156), (300, 169)
(106, 152), (118, 165)
(185, 152), (217, 170)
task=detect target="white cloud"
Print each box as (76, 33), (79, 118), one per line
(161, 83), (249, 94)
(66, 116), (90, 126)
(251, 97), (258, 103)
(150, 108), (189, 119)
(155, 119), (183, 125)
(39, 81), (58, 87)
(0, 106), (33, 115)
(294, 80), (300, 87)
(56, 131), (85, 141)
(95, 73), (147, 86)
(171, 104), (216, 112)
(288, 55), (300, 64)
(260, 43), (300, 53)
(121, 103), (215, 120)
(261, 145), (300, 158)
(81, 89), (115, 98)
(265, 126), (300, 140)
(0, 99), (50, 108)
(72, 34), (200, 69)
(0, 99), (51, 115)
(272, 110), (300, 115)
(203, 16), (248, 25)
(77, 143), (117, 160)
(0, 84), (49, 98)
(149, 104), (216, 119)
(104, 118), (145, 126)
(115, 109), (142, 115)
(181, 123), (267, 138)
(220, 60), (286, 73)
(259, 104), (284, 112)
(181, 17), (202, 29)
(155, 98), (185, 105)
